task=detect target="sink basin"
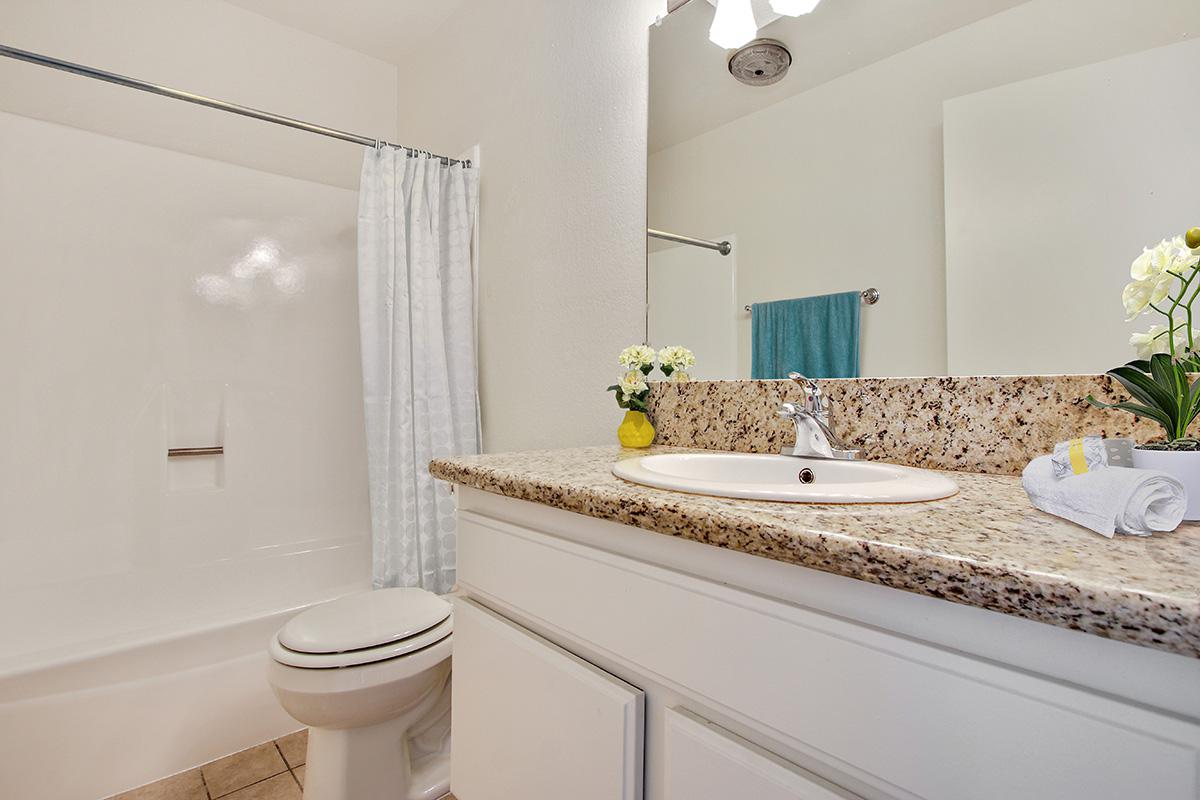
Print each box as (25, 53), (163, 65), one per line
(612, 452), (958, 504)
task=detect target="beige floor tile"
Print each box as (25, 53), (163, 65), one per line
(107, 769), (207, 800)
(202, 742), (288, 798)
(275, 729), (308, 768)
(220, 773), (302, 800)
(292, 765), (304, 787)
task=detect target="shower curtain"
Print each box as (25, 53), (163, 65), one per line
(357, 147), (479, 594)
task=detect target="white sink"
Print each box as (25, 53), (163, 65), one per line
(612, 452), (958, 504)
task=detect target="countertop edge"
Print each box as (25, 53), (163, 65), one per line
(430, 457), (1200, 659)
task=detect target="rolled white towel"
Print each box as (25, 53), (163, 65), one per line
(1021, 455), (1185, 538)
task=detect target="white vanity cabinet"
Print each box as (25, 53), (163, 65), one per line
(451, 598), (644, 800)
(449, 488), (1200, 800)
(663, 708), (858, 800)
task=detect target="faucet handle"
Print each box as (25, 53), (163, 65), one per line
(778, 402), (803, 418)
(787, 372), (826, 416)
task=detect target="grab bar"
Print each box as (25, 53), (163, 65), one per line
(167, 446), (224, 458)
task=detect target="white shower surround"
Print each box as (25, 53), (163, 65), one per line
(0, 110), (374, 797)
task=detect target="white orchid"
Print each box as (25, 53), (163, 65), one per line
(1122, 272), (1176, 320)
(1131, 236), (1200, 280)
(1091, 228), (1200, 446)
(618, 344), (656, 372)
(1130, 324), (1200, 361)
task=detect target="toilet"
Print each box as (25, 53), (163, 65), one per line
(267, 588), (453, 800)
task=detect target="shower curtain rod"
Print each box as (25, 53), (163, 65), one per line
(0, 43), (471, 167)
(647, 228), (732, 256)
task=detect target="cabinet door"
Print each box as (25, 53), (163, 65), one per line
(664, 708), (859, 800)
(451, 598), (644, 800)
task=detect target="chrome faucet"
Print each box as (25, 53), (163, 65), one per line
(779, 373), (863, 460)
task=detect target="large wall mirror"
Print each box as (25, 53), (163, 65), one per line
(647, 0), (1200, 380)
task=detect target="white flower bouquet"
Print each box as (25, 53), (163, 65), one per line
(607, 344), (696, 412)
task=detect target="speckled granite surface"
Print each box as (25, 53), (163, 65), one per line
(646, 376), (1163, 475)
(431, 445), (1200, 658)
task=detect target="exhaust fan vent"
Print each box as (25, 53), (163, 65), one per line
(728, 38), (791, 86)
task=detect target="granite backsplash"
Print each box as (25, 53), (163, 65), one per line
(645, 376), (1164, 476)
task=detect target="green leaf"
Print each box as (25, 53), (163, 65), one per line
(1149, 353), (1188, 436)
(1087, 395), (1174, 436)
(1107, 365), (1179, 430)
(1151, 353), (1188, 399)
(1187, 378), (1200, 431)
(1106, 368), (1173, 418)
(606, 384), (620, 392)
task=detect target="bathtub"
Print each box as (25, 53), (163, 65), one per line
(0, 538), (369, 800)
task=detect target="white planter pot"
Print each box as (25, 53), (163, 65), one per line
(1132, 447), (1200, 521)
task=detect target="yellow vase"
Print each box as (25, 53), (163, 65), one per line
(617, 410), (656, 448)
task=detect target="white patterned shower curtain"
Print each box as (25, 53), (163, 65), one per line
(357, 147), (479, 594)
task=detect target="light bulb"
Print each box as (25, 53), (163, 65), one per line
(709, 0), (758, 49)
(770, 0), (821, 16)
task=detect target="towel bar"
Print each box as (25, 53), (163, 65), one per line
(745, 288), (879, 313)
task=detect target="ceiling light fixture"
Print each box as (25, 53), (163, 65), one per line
(769, 0), (821, 16)
(709, 0), (759, 49)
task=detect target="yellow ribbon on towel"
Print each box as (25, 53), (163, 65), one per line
(1067, 438), (1089, 475)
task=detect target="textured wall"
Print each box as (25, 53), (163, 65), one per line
(390, 0), (666, 452)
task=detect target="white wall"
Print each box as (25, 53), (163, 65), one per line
(945, 38), (1200, 375)
(390, 0), (666, 452)
(648, 0), (1200, 377)
(0, 0), (397, 659)
(648, 238), (739, 379)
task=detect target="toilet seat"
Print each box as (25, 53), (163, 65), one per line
(279, 587), (452, 654)
(270, 615), (452, 669)
(270, 587), (453, 669)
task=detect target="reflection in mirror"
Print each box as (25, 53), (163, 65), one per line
(648, 0), (1200, 379)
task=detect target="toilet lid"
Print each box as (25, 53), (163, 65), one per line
(270, 615), (452, 669)
(278, 587), (452, 654)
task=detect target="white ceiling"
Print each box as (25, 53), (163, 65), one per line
(651, 0), (1030, 152)
(225, 0), (469, 64)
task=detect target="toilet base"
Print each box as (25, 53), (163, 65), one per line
(304, 716), (450, 800)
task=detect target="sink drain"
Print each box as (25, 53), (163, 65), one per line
(798, 468), (815, 484)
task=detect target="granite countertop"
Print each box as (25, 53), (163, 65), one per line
(430, 445), (1200, 659)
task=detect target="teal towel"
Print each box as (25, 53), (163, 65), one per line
(751, 292), (861, 379)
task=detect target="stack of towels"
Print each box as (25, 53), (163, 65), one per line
(1022, 436), (1186, 537)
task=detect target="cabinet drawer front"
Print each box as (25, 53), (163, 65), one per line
(665, 707), (858, 800)
(458, 512), (1200, 800)
(450, 598), (644, 800)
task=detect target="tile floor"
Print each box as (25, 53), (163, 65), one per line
(106, 731), (308, 800)
(105, 731), (455, 800)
